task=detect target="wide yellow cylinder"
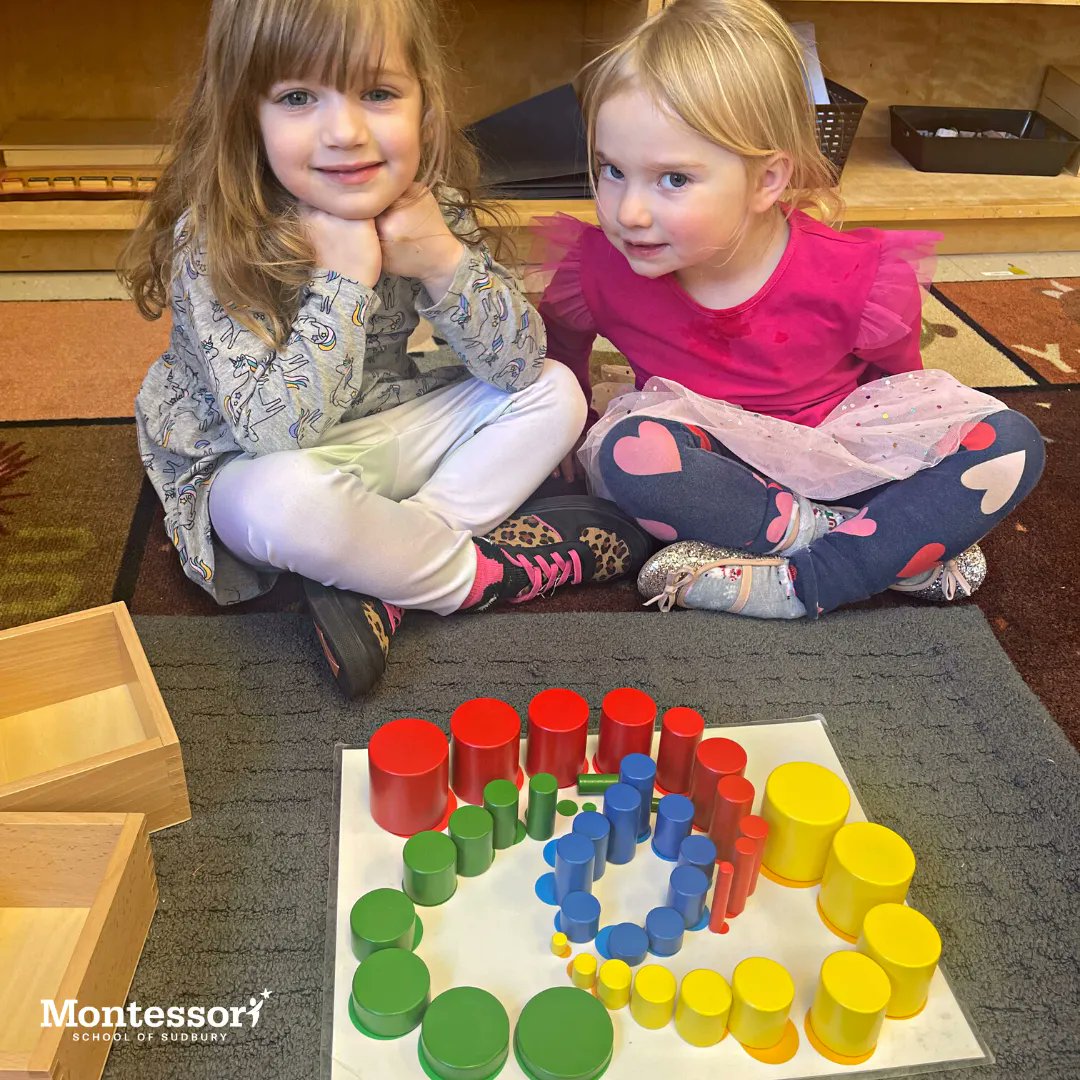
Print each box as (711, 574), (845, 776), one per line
(597, 959), (632, 1010)
(810, 951), (891, 1059)
(630, 965), (677, 1029)
(760, 762), (851, 883)
(819, 822), (916, 938)
(674, 969), (732, 1047)
(571, 953), (597, 990)
(728, 957), (794, 1049)
(858, 903), (942, 1018)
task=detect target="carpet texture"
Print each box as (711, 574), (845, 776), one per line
(97, 608), (1079, 1080)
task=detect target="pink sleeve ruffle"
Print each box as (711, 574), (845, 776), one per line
(852, 229), (941, 354)
(528, 213), (597, 334)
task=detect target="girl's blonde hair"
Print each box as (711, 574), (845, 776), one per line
(119, 0), (505, 348)
(578, 0), (842, 224)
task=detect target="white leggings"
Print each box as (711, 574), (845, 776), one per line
(208, 360), (586, 614)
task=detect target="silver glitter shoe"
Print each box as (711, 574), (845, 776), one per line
(888, 544), (987, 602)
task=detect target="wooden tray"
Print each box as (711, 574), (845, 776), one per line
(0, 603), (191, 832)
(0, 812), (157, 1080)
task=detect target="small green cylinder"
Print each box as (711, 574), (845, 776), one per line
(651, 795), (662, 813)
(449, 806), (495, 877)
(577, 773), (619, 795)
(526, 773), (558, 841)
(483, 779), (520, 850)
(349, 887), (417, 961)
(403, 830), (458, 906)
(350, 948), (430, 1038)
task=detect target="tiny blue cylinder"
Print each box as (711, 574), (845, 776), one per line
(652, 794), (695, 860)
(667, 864), (709, 928)
(560, 890), (601, 943)
(608, 922), (649, 966)
(554, 832), (595, 905)
(619, 752), (656, 840)
(602, 783), (642, 865)
(678, 834), (718, 885)
(645, 906), (685, 957)
(572, 811), (611, 881)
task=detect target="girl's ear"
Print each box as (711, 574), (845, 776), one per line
(751, 152), (794, 213)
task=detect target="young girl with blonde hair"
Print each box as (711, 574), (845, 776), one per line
(122, 0), (652, 697)
(538, 0), (1042, 619)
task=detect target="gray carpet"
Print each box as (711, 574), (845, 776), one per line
(99, 607), (1079, 1080)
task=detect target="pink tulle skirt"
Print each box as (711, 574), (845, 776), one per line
(579, 370), (1007, 501)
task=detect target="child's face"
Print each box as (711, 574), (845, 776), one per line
(259, 49), (423, 220)
(594, 85), (754, 279)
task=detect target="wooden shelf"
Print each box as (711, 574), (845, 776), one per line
(0, 199), (143, 231)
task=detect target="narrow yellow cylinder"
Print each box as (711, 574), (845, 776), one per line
(760, 762), (850, 883)
(550, 931), (570, 958)
(728, 957), (795, 1049)
(597, 959), (632, 1010)
(819, 822), (916, 938)
(571, 953), (597, 990)
(674, 969), (732, 1047)
(630, 965), (677, 1029)
(858, 903), (942, 1018)
(810, 951), (891, 1059)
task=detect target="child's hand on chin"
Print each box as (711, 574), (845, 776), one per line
(376, 183), (465, 299)
(299, 205), (383, 288)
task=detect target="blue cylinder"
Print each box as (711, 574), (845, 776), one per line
(667, 864), (709, 928)
(602, 783), (642, 865)
(554, 832), (595, 905)
(651, 794), (695, 861)
(619, 753), (656, 840)
(677, 834), (718, 885)
(560, 891), (601, 943)
(572, 811), (610, 881)
(608, 922), (649, 966)
(645, 906), (685, 957)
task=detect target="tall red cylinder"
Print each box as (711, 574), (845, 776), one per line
(369, 718), (450, 836)
(708, 861), (735, 934)
(656, 707), (704, 794)
(595, 688), (657, 774)
(726, 837), (757, 918)
(526, 688), (589, 786)
(708, 774), (755, 863)
(739, 814), (770, 896)
(450, 698), (522, 804)
(688, 737), (747, 830)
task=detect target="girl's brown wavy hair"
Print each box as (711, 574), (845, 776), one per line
(119, 0), (507, 349)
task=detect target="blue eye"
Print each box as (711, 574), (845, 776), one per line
(598, 162), (624, 181)
(279, 90), (313, 108)
(661, 172), (690, 190)
(364, 88), (398, 103)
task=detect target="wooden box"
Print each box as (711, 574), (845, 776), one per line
(1039, 66), (1080, 176)
(0, 603), (190, 832)
(0, 812), (158, 1080)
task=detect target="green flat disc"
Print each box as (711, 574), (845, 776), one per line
(350, 948), (430, 1038)
(514, 987), (613, 1080)
(349, 887), (417, 961)
(419, 987), (510, 1080)
(556, 800), (578, 817)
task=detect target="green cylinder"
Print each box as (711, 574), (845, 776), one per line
(577, 773), (619, 795)
(449, 806), (495, 877)
(350, 948), (430, 1038)
(483, 779), (520, 850)
(349, 887), (417, 961)
(526, 773), (558, 841)
(419, 987), (509, 1080)
(651, 795), (662, 813)
(403, 830), (458, 906)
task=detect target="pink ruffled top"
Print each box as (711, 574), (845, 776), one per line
(535, 209), (940, 428)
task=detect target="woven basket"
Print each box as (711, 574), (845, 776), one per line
(817, 79), (867, 173)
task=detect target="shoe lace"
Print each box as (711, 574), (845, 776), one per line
(938, 559), (973, 600)
(507, 549), (583, 603)
(384, 603), (404, 633)
(643, 569), (697, 613)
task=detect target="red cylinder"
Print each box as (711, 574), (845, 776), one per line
(708, 774), (755, 863)
(526, 688), (589, 786)
(726, 837), (757, 918)
(656, 707), (704, 794)
(738, 814), (770, 896)
(688, 738), (747, 830)
(595, 688), (657, 774)
(450, 698), (522, 804)
(708, 861), (735, 934)
(369, 718), (451, 836)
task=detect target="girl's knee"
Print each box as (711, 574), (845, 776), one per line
(986, 409), (1046, 481)
(529, 359), (588, 441)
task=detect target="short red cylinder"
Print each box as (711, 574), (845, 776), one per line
(688, 738), (747, 830)
(450, 698), (522, 804)
(738, 814), (770, 896)
(526, 688), (589, 786)
(369, 718), (450, 836)
(709, 774), (755, 862)
(708, 861), (735, 934)
(656, 707), (704, 794)
(726, 837), (757, 918)
(596, 687), (657, 774)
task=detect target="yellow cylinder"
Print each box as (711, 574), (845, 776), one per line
(728, 957), (795, 1049)
(810, 951), (891, 1059)
(819, 822), (916, 938)
(674, 969), (732, 1047)
(760, 762), (850, 883)
(858, 903), (942, 1018)
(630, 965), (677, 1029)
(597, 959), (632, 1010)
(571, 952), (597, 990)
(550, 931), (570, 958)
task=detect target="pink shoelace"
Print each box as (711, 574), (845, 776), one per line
(507, 550), (583, 603)
(384, 603), (404, 633)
